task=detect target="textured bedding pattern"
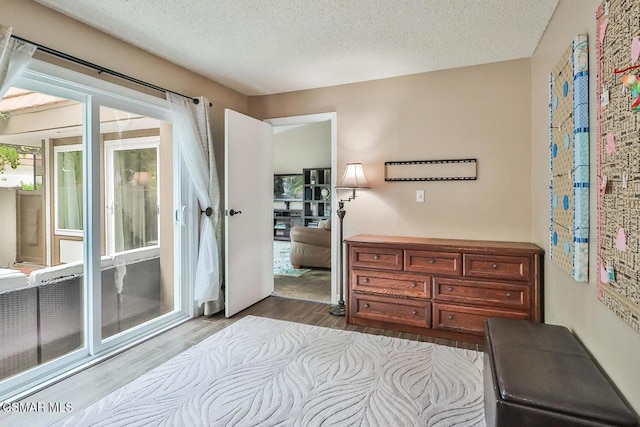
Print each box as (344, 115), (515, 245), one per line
(58, 316), (484, 426)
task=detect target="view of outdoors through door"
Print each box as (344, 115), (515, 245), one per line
(0, 87), (86, 381)
(105, 142), (159, 253)
(0, 83), (177, 391)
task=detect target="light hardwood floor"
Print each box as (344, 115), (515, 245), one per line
(0, 296), (481, 426)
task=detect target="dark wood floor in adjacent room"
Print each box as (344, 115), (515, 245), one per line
(0, 296), (481, 427)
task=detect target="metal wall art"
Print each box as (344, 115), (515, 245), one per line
(384, 159), (477, 182)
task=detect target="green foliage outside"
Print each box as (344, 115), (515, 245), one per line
(0, 145), (20, 175)
(20, 182), (38, 191)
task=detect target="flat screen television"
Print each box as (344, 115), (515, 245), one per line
(274, 174), (303, 201)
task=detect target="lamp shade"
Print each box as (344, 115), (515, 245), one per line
(337, 163), (369, 189)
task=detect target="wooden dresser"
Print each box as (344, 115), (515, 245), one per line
(345, 235), (544, 344)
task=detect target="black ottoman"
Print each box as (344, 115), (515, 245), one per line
(484, 318), (638, 426)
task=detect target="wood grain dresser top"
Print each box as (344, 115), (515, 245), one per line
(345, 234), (544, 254)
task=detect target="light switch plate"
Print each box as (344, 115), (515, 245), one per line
(416, 190), (425, 203)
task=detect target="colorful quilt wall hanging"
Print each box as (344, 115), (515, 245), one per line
(549, 34), (590, 283)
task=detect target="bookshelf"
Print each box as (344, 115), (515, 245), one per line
(302, 167), (331, 227)
(273, 201), (302, 241)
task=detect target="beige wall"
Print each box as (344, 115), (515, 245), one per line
(532, 0), (640, 411)
(250, 59), (532, 242)
(273, 121), (331, 174)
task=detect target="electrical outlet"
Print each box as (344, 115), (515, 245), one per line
(416, 190), (425, 203)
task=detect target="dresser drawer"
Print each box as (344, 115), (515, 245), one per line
(433, 277), (530, 311)
(351, 294), (431, 328)
(432, 303), (529, 336)
(463, 254), (531, 282)
(405, 250), (462, 276)
(352, 269), (431, 298)
(351, 246), (403, 271)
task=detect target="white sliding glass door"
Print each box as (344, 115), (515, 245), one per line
(0, 60), (191, 402)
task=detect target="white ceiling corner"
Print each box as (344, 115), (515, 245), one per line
(33, 0), (559, 96)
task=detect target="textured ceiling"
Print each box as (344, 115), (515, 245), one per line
(34, 0), (559, 96)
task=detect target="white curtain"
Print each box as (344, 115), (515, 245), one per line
(113, 152), (126, 251)
(167, 93), (222, 313)
(192, 96), (223, 315)
(0, 25), (36, 97)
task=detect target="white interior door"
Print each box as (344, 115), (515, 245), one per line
(225, 109), (273, 317)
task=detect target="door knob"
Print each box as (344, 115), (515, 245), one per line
(229, 209), (242, 216)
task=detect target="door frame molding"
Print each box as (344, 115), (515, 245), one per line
(265, 112), (338, 304)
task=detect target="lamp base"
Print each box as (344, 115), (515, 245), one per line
(329, 303), (345, 317)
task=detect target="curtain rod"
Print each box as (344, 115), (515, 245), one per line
(12, 35), (208, 105)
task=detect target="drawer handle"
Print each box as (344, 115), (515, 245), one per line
(373, 255), (379, 260)
(506, 292), (512, 297)
(364, 303), (370, 308)
(492, 263), (498, 269)
(363, 278), (370, 284)
(429, 259), (435, 264)
(448, 315), (454, 320)
(412, 282), (418, 288)
(447, 286), (453, 292)
(412, 310), (418, 315)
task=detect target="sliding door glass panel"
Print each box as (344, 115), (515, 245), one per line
(0, 87), (85, 382)
(100, 106), (174, 339)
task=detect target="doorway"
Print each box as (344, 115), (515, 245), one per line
(266, 113), (338, 304)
